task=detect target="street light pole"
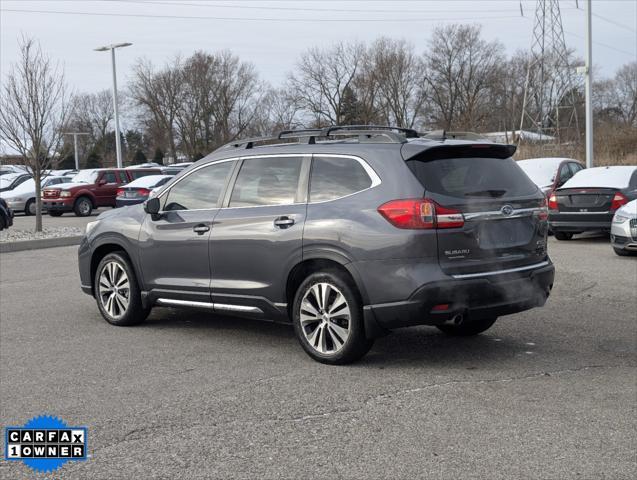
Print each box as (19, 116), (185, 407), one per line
(62, 132), (89, 170)
(584, 0), (593, 168)
(94, 42), (132, 169)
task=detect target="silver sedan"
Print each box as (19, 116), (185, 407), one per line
(610, 199), (637, 256)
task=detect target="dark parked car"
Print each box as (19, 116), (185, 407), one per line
(549, 165), (637, 240)
(517, 157), (584, 197)
(0, 197), (13, 230)
(115, 175), (173, 207)
(78, 126), (554, 364)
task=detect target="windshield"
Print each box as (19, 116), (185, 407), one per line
(72, 170), (98, 184)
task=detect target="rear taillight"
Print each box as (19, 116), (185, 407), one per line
(537, 197), (549, 221)
(377, 199), (464, 230)
(610, 192), (628, 211)
(548, 193), (558, 211)
(137, 188), (151, 196)
(116, 188), (124, 196)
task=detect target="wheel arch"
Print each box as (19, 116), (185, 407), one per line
(75, 191), (97, 208)
(89, 239), (139, 296)
(285, 254), (370, 312)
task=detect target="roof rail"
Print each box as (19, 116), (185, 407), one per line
(216, 124), (419, 151)
(322, 125), (419, 138)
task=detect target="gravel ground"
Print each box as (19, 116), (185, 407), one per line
(0, 226), (83, 243)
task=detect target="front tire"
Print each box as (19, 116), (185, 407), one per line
(95, 252), (150, 326)
(292, 271), (373, 365)
(25, 199), (35, 216)
(437, 317), (498, 336)
(554, 231), (573, 241)
(74, 196), (93, 217)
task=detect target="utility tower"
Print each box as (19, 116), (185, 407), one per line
(519, 0), (582, 146)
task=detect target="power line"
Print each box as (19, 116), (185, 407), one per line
(118, 0), (522, 15)
(563, 29), (636, 57)
(0, 8), (524, 23)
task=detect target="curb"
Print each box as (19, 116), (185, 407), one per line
(0, 236), (83, 253)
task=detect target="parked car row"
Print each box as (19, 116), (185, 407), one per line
(518, 158), (637, 256)
(0, 163), (193, 225)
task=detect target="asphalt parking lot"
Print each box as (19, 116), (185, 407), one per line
(1, 235), (635, 479)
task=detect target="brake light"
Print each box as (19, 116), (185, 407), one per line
(116, 188), (125, 196)
(610, 192), (628, 211)
(537, 197), (549, 221)
(548, 193), (558, 210)
(377, 199), (464, 229)
(137, 188), (152, 196)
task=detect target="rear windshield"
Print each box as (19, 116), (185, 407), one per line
(407, 157), (538, 198)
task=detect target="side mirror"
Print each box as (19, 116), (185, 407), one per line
(144, 197), (161, 215)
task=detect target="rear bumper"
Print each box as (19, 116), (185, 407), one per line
(42, 199), (74, 212)
(549, 212), (613, 232)
(364, 261), (555, 332)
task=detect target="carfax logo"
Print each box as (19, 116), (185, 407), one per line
(4, 415), (88, 474)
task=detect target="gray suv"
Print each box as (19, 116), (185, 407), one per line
(78, 126), (555, 364)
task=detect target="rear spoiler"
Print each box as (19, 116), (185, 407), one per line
(402, 143), (517, 162)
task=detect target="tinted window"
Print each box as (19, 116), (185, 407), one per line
(408, 157), (537, 198)
(101, 172), (117, 184)
(558, 164), (572, 184)
(568, 162), (582, 176)
(230, 156), (302, 207)
(163, 161), (233, 211)
(310, 156), (372, 202)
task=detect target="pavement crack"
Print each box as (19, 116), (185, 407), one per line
(287, 364), (619, 423)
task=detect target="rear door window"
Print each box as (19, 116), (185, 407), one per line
(407, 157), (538, 198)
(309, 156), (372, 202)
(229, 156), (303, 207)
(101, 172), (117, 184)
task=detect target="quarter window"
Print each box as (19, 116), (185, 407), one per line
(163, 161), (233, 211)
(229, 156), (303, 207)
(309, 156), (372, 202)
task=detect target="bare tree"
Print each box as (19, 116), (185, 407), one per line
(369, 38), (428, 128)
(129, 58), (182, 162)
(424, 24), (504, 130)
(289, 42), (365, 126)
(0, 36), (71, 231)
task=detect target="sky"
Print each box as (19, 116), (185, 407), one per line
(0, 0), (635, 96)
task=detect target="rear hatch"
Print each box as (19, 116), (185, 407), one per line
(405, 144), (548, 276)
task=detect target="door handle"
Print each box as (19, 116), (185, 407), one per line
(193, 224), (210, 235)
(274, 216), (295, 229)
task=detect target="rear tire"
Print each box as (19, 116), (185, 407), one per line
(437, 317), (497, 336)
(74, 196), (93, 217)
(48, 211), (64, 217)
(24, 199), (35, 216)
(554, 231), (573, 241)
(94, 252), (150, 326)
(613, 247), (634, 256)
(292, 270), (373, 364)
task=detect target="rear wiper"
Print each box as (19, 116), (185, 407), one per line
(464, 189), (507, 198)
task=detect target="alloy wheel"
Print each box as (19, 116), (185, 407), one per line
(78, 200), (91, 215)
(98, 261), (130, 319)
(299, 282), (351, 355)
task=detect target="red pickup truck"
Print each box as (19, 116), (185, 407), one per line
(42, 168), (160, 217)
